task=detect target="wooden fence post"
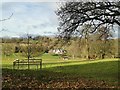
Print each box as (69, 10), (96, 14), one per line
(40, 59), (42, 70)
(18, 60), (19, 69)
(13, 62), (15, 69)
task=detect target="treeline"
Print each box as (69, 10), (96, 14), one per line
(2, 36), (59, 58)
(1, 35), (120, 59)
(64, 38), (119, 59)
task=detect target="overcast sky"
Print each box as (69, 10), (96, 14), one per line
(0, 1), (59, 37)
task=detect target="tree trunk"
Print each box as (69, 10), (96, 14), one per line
(86, 38), (90, 60)
(72, 54), (75, 59)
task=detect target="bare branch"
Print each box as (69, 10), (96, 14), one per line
(56, 1), (120, 39)
(0, 13), (13, 22)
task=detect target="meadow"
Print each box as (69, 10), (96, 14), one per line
(2, 53), (119, 89)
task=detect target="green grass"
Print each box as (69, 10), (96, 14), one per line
(2, 53), (119, 86)
(45, 60), (119, 82)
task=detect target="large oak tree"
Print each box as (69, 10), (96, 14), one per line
(56, 1), (120, 39)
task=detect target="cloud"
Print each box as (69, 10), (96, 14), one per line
(3, 0), (62, 2)
(1, 2), (59, 37)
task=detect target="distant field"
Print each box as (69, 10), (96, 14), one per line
(2, 53), (119, 88)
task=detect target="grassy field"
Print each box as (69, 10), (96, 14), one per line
(2, 53), (120, 88)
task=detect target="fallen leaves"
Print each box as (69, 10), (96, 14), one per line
(2, 69), (119, 89)
(2, 74), (119, 89)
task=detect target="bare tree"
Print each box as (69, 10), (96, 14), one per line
(56, 1), (120, 39)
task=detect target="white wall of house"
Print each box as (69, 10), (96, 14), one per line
(49, 49), (66, 55)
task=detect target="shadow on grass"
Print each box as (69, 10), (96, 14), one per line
(2, 60), (119, 82)
(44, 60), (119, 82)
(2, 68), (68, 83)
(2, 60), (119, 89)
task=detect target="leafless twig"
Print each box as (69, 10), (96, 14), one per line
(0, 13), (13, 22)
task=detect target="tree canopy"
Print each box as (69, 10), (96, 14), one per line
(56, 1), (120, 39)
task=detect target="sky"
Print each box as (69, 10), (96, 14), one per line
(0, 0), (119, 38)
(0, 1), (60, 37)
